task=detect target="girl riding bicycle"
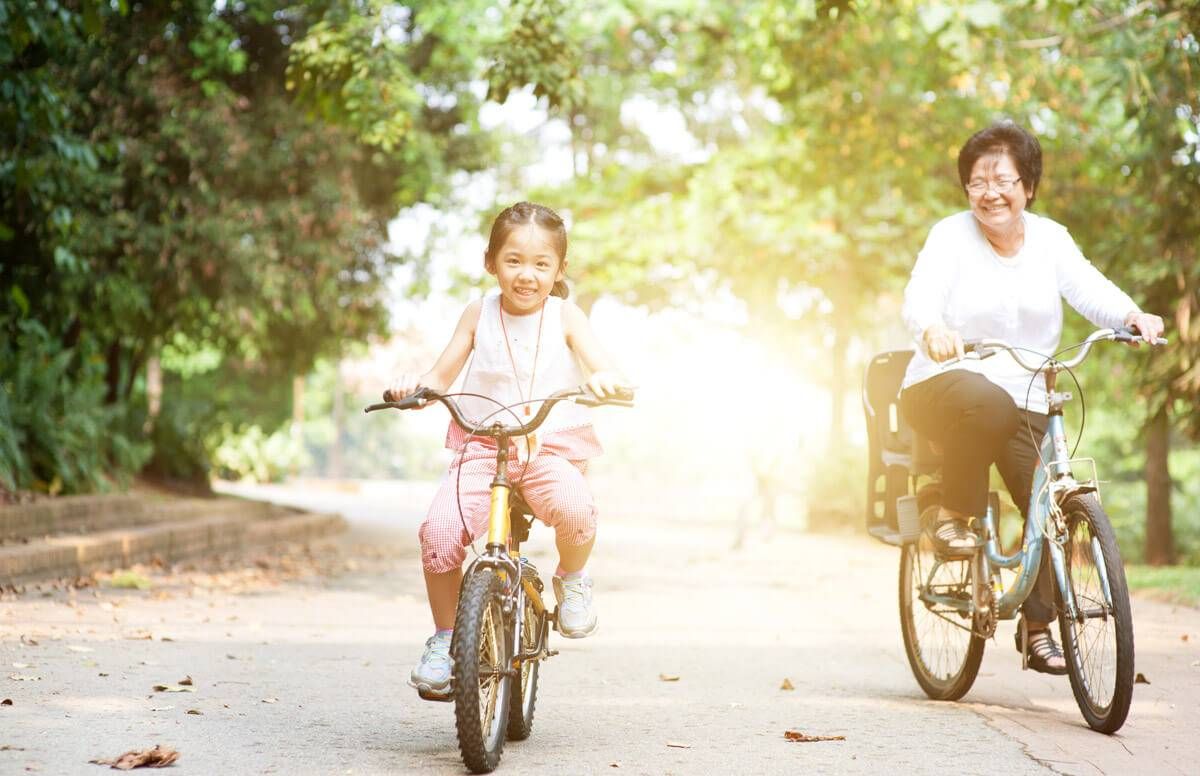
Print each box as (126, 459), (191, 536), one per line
(385, 201), (629, 701)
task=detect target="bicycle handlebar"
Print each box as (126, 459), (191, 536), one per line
(363, 385), (634, 438)
(959, 327), (1167, 373)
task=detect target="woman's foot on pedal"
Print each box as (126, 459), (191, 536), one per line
(1015, 625), (1068, 675)
(930, 518), (979, 556)
(553, 572), (597, 639)
(409, 630), (453, 700)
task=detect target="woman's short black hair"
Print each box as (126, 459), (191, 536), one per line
(957, 120), (1043, 205)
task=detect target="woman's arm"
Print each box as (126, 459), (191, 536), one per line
(384, 300), (481, 400)
(562, 301), (628, 397)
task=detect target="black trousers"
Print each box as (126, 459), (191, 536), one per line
(901, 370), (1056, 623)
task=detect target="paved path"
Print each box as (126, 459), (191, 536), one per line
(2, 481), (1198, 775)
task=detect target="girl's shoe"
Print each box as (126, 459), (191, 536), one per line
(929, 518), (979, 557)
(409, 631), (453, 700)
(553, 573), (598, 638)
(1015, 623), (1068, 675)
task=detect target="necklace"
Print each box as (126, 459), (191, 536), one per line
(498, 297), (545, 417)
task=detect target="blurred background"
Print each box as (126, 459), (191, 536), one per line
(1, 0), (1198, 574)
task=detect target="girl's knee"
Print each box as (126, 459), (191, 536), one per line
(552, 501), (597, 545)
(419, 516), (469, 573)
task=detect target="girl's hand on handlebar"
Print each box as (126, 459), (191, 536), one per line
(1123, 311), (1165, 345)
(922, 323), (964, 363)
(586, 370), (629, 399)
(384, 373), (431, 404)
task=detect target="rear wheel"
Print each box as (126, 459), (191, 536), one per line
(453, 568), (512, 773)
(899, 506), (986, 700)
(506, 584), (543, 741)
(1057, 495), (1134, 734)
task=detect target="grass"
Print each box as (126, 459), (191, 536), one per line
(1125, 564), (1200, 608)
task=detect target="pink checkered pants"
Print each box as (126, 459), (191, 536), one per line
(419, 438), (597, 574)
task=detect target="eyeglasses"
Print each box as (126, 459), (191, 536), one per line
(966, 177), (1022, 196)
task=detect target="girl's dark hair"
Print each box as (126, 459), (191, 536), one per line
(957, 119), (1043, 206)
(484, 201), (570, 299)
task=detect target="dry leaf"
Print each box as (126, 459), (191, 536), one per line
(609, 763), (620, 768)
(19, 635), (39, 646)
(1135, 672), (1150, 684)
(785, 730), (845, 743)
(108, 571), (152, 591)
(0, 744), (24, 750)
(780, 678), (795, 691)
(8, 674), (41, 681)
(149, 706), (174, 712)
(1183, 634), (1190, 642)
(89, 744), (180, 769)
(665, 741), (691, 749)
(186, 709), (202, 715)
(99, 673), (110, 677)
(124, 631), (153, 641)
(151, 684), (194, 694)
(177, 676), (193, 686)
(261, 697), (278, 704)
(658, 673), (680, 682)
(1, 698), (12, 706)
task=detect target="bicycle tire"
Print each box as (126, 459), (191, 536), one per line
(453, 568), (512, 774)
(1057, 494), (1134, 734)
(898, 504), (986, 701)
(505, 586), (542, 741)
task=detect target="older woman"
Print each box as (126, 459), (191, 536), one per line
(898, 120), (1164, 675)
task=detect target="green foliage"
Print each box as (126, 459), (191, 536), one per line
(210, 423), (307, 483)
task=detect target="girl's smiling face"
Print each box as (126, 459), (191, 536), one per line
(486, 224), (565, 315)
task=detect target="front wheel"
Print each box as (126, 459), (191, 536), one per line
(453, 568), (512, 774)
(898, 507), (986, 700)
(1057, 495), (1134, 734)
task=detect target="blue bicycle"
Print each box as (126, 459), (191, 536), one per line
(864, 327), (1166, 734)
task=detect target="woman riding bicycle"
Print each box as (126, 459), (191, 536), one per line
(898, 120), (1164, 675)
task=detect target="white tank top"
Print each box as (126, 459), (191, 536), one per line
(458, 293), (591, 434)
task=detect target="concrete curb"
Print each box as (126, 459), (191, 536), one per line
(0, 499), (347, 584)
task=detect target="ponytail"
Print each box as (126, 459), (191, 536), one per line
(552, 279), (570, 299)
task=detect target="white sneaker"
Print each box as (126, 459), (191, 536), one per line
(408, 631), (453, 699)
(553, 573), (598, 639)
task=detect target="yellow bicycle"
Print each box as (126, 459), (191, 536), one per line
(366, 384), (633, 773)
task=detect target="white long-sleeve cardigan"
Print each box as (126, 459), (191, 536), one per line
(901, 210), (1140, 414)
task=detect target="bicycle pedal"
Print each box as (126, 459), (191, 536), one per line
(417, 688), (453, 703)
(546, 649), (559, 658)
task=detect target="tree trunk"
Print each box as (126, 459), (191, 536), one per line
(1144, 406), (1174, 565)
(828, 327), (845, 450)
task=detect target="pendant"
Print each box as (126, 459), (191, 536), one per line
(524, 406), (531, 417)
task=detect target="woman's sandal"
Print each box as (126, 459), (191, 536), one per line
(930, 518), (979, 557)
(1015, 622), (1068, 675)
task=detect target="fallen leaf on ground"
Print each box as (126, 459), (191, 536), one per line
(124, 631), (153, 641)
(68, 645), (94, 653)
(658, 673), (680, 682)
(1135, 672), (1150, 684)
(609, 763), (619, 768)
(785, 730), (845, 743)
(665, 741), (691, 749)
(780, 678), (795, 691)
(8, 674), (41, 681)
(19, 635), (39, 646)
(149, 706), (174, 712)
(89, 744), (180, 769)
(1, 698), (12, 705)
(108, 572), (152, 591)
(151, 684), (194, 694)
(0, 744), (25, 751)
(177, 676), (192, 686)
(261, 697), (278, 704)
(1183, 634), (1190, 642)
(99, 673), (109, 677)
(186, 709), (201, 715)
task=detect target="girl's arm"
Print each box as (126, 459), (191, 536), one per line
(385, 300), (481, 400)
(562, 301), (629, 397)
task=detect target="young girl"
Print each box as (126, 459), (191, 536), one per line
(385, 201), (628, 701)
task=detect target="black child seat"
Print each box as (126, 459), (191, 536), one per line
(861, 350), (942, 546)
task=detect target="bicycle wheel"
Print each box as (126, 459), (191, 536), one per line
(453, 568), (512, 774)
(506, 584), (543, 741)
(1057, 494), (1134, 734)
(899, 506), (986, 700)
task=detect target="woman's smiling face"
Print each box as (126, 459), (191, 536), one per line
(967, 151), (1031, 234)
(487, 224), (565, 315)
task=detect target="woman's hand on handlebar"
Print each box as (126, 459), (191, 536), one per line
(922, 323), (964, 363)
(1123, 311), (1165, 345)
(384, 373), (435, 404)
(585, 370), (630, 399)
